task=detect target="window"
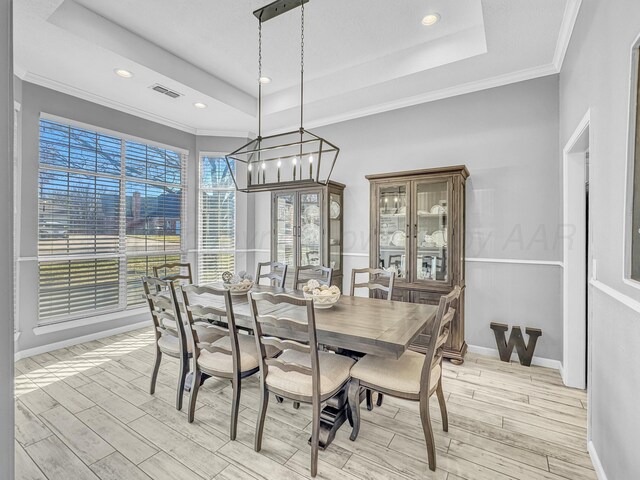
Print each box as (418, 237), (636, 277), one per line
(38, 117), (186, 323)
(198, 155), (235, 282)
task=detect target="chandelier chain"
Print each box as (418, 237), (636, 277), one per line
(300, 1), (305, 130)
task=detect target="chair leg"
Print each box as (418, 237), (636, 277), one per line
(436, 378), (448, 432)
(176, 354), (189, 411)
(311, 398), (320, 477)
(419, 393), (437, 471)
(255, 384), (269, 451)
(376, 393), (384, 407)
(187, 369), (201, 423)
(293, 402), (300, 410)
(150, 347), (162, 395)
(230, 376), (241, 441)
(347, 379), (361, 441)
(366, 389), (373, 411)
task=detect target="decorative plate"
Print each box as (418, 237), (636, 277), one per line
(330, 200), (341, 219)
(303, 205), (320, 223)
(301, 223), (320, 246)
(430, 205), (446, 215)
(432, 230), (446, 247)
(390, 230), (406, 247)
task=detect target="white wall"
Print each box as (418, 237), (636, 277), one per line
(1, 1), (14, 477)
(254, 75), (563, 361)
(560, 0), (640, 477)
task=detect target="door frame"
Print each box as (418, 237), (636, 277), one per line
(562, 110), (590, 390)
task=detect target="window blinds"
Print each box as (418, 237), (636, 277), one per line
(38, 118), (186, 323)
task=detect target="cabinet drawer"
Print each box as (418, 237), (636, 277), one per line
(411, 290), (441, 305)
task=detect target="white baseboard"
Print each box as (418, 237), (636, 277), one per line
(14, 320), (151, 361)
(588, 441), (608, 480)
(467, 344), (563, 371)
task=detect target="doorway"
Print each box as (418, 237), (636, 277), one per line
(562, 111), (590, 390)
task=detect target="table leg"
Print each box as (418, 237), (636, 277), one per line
(184, 371), (210, 392)
(309, 385), (366, 450)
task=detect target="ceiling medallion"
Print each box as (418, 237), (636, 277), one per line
(225, 0), (340, 193)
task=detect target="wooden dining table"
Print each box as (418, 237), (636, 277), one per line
(185, 283), (439, 448)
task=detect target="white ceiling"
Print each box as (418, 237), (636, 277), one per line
(14, 0), (579, 136)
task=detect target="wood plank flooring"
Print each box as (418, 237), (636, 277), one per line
(14, 328), (595, 480)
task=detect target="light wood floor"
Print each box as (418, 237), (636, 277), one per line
(14, 327), (596, 480)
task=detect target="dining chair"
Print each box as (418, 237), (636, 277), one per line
(349, 267), (396, 409)
(350, 267), (395, 300)
(347, 286), (461, 471)
(142, 276), (191, 411)
(255, 261), (288, 288)
(249, 291), (355, 477)
(180, 284), (278, 438)
(293, 265), (333, 290)
(152, 262), (193, 284)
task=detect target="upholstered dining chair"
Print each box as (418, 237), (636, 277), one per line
(142, 276), (191, 411)
(255, 261), (288, 288)
(249, 291), (355, 477)
(179, 284), (278, 439)
(293, 265), (333, 290)
(347, 286), (461, 472)
(350, 267), (396, 409)
(152, 262), (193, 284)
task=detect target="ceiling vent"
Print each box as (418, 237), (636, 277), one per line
(150, 84), (182, 99)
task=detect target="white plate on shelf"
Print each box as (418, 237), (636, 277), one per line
(303, 205), (320, 223)
(330, 200), (341, 219)
(390, 230), (406, 247)
(430, 205), (446, 215)
(432, 230), (446, 247)
(301, 224), (320, 245)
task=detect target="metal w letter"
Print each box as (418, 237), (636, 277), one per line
(490, 323), (543, 367)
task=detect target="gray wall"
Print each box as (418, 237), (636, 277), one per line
(560, 0), (640, 477)
(1, 1), (14, 477)
(254, 75), (563, 360)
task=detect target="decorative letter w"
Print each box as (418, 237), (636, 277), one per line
(489, 323), (542, 367)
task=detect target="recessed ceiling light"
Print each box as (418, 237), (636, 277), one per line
(259, 76), (272, 85)
(114, 68), (133, 78)
(421, 13), (440, 26)
(193, 102), (207, 109)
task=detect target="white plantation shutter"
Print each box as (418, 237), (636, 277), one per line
(199, 156), (235, 282)
(37, 118), (187, 323)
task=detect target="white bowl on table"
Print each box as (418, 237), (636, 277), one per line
(225, 280), (254, 295)
(302, 281), (341, 309)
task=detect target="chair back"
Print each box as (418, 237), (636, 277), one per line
(256, 261), (288, 288)
(249, 291), (320, 398)
(420, 286), (461, 395)
(180, 284), (240, 375)
(142, 276), (188, 352)
(293, 265), (333, 291)
(350, 268), (395, 300)
(152, 262), (193, 285)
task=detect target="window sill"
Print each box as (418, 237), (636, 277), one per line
(33, 307), (148, 336)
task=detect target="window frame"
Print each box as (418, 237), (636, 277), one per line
(37, 114), (188, 324)
(197, 152), (237, 283)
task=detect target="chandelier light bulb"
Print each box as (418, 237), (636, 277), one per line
(277, 159), (282, 167)
(261, 162), (266, 170)
(308, 155), (313, 163)
(292, 157), (297, 165)
(248, 164), (252, 171)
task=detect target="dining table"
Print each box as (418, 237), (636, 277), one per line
(184, 283), (439, 449)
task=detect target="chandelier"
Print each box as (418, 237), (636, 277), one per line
(225, 0), (340, 193)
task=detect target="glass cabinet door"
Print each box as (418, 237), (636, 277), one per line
(413, 180), (449, 283)
(328, 190), (342, 271)
(377, 183), (409, 279)
(299, 191), (322, 266)
(274, 193), (296, 269)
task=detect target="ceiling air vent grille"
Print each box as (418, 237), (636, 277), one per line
(150, 84), (183, 99)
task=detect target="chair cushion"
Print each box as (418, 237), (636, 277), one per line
(350, 350), (441, 395)
(266, 350), (355, 397)
(198, 334), (278, 374)
(157, 333), (190, 355)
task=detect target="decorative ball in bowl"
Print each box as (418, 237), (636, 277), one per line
(223, 271), (254, 295)
(302, 280), (341, 309)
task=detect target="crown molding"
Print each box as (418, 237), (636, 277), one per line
(268, 63), (559, 134)
(13, 64), (27, 80)
(553, 0), (582, 71)
(196, 129), (253, 138)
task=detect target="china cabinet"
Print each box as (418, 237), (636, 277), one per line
(367, 166), (468, 364)
(271, 181), (345, 290)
